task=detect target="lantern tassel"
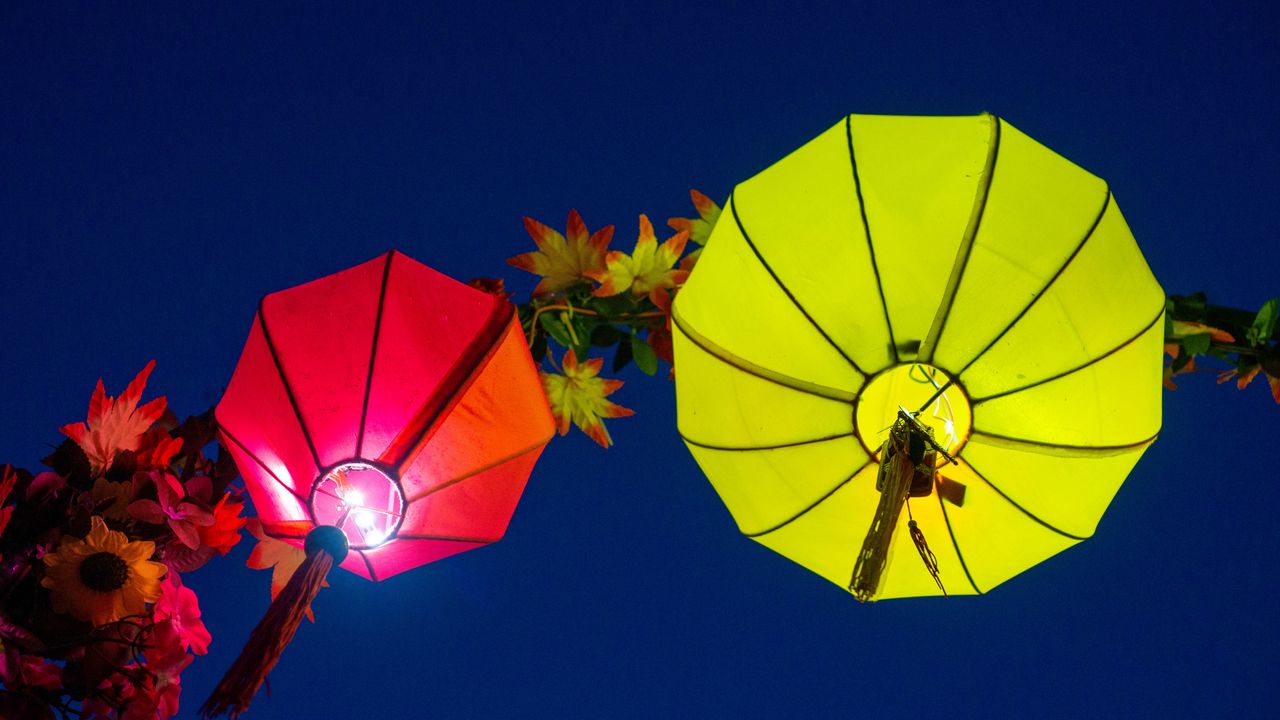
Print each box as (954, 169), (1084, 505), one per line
(850, 409), (949, 602)
(200, 525), (349, 719)
(849, 436), (914, 601)
(907, 512), (946, 595)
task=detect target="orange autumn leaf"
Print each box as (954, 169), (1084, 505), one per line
(667, 189), (721, 246)
(60, 360), (168, 474)
(1217, 364), (1260, 390)
(541, 350), (634, 448)
(647, 286), (676, 375)
(587, 214), (689, 304)
(1269, 373), (1280, 405)
(507, 209), (614, 297)
(465, 276), (513, 301)
(134, 425), (185, 470)
(198, 494), (248, 556)
(1169, 320), (1235, 343)
(245, 519), (327, 622)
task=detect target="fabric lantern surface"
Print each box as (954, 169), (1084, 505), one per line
(216, 250), (556, 581)
(673, 113), (1163, 599)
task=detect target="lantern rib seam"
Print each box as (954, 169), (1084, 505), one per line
(257, 525), (417, 550)
(672, 312), (856, 402)
(356, 550), (377, 581)
(395, 533), (501, 543)
(956, 188), (1112, 379)
(961, 458), (1091, 541)
(680, 431), (855, 452)
(967, 430), (1159, 456)
(969, 304), (1165, 404)
(356, 250), (396, 459)
(935, 490), (982, 594)
(402, 435), (551, 505)
(845, 114), (899, 365)
(728, 193), (867, 378)
(384, 302), (515, 473)
(741, 460), (873, 538)
(217, 423), (309, 505)
(919, 113), (1001, 363)
(256, 303), (322, 471)
(259, 527), (307, 540)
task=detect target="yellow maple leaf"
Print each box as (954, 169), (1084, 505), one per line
(507, 209), (614, 297)
(60, 360), (167, 474)
(541, 350), (634, 448)
(245, 519), (327, 622)
(587, 215), (689, 304)
(667, 189), (721, 246)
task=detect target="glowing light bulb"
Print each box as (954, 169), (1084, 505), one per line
(354, 509), (386, 547)
(311, 462), (404, 549)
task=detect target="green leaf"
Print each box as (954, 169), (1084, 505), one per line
(631, 334), (658, 376)
(538, 313), (573, 348)
(1246, 298), (1279, 347)
(1183, 333), (1212, 357)
(612, 336), (633, 373)
(1164, 298), (1175, 338)
(590, 293), (644, 319)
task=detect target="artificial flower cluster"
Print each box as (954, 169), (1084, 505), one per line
(0, 362), (245, 719)
(494, 190), (721, 447)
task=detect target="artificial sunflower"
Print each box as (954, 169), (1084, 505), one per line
(41, 516), (166, 627)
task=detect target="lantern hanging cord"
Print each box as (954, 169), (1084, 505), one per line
(911, 365), (956, 415)
(909, 365), (959, 452)
(915, 377), (955, 416)
(906, 499), (946, 596)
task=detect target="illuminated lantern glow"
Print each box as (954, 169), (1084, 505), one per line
(673, 113), (1163, 600)
(216, 250), (556, 581)
(203, 250), (555, 717)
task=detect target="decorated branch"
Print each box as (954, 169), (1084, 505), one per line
(495, 191), (719, 447)
(499, 192), (1277, 448)
(1162, 292), (1280, 402)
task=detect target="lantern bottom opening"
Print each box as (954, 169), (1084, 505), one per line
(309, 461), (406, 549)
(853, 364), (972, 460)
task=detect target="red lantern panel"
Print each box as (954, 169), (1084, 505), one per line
(217, 251), (555, 581)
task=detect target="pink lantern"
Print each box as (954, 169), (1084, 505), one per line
(204, 250), (554, 717)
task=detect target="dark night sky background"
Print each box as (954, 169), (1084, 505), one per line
(3, 2), (1279, 718)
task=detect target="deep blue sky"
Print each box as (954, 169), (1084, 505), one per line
(3, 2), (1279, 718)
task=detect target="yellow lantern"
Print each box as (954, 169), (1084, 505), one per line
(673, 113), (1163, 600)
